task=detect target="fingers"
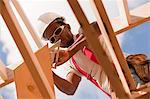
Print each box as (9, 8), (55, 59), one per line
(55, 62), (63, 67)
(52, 50), (69, 68)
(52, 63), (57, 69)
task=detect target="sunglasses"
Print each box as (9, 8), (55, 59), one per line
(48, 25), (65, 43)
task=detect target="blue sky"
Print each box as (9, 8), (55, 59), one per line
(0, 0), (150, 99)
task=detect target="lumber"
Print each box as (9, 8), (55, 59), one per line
(0, 1), (55, 98)
(67, 0), (132, 98)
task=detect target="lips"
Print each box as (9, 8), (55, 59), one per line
(60, 38), (74, 48)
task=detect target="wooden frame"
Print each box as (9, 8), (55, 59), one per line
(113, 2), (150, 34)
(0, 59), (14, 88)
(14, 45), (55, 99)
(0, 0), (149, 99)
(0, 0), (55, 98)
(116, 0), (131, 26)
(68, 0), (150, 99)
(0, 59), (8, 81)
(90, 1), (150, 98)
(11, 0), (43, 48)
(90, 0), (136, 90)
(67, 0), (132, 98)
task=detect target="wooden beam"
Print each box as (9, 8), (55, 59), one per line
(112, 2), (150, 34)
(11, 0), (43, 48)
(0, 67), (14, 88)
(113, 16), (150, 35)
(67, 0), (131, 98)
(138, 94), (150, 99)
(133, 93), (150, 99)
(0, 59), (8, 80)
(0, 61), (22, 88)
(49, 40), (61, 65)
(14, 45), (55, 99)
(116, 0), (131, 26)
(131, 82), (150, 98)
(90, 0), (136, 91)
(130, 2), (150, 19)
(0, 1), (55, 98)
(0, 76), (14, 88)
(0, 3), (1, 13)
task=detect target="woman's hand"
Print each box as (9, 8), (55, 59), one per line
(53, 50), (70, 68)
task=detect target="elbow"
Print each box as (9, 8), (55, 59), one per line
(66, 91), (75, 95)
(65, 90), (76, 95)
(63, 86), (77, 95)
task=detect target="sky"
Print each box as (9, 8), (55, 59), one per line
(0, 0), (150, 99)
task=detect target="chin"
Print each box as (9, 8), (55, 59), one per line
(61, 38), (74, 48)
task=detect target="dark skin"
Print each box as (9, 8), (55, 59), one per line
(43, 20), (100, 95)
(43, 20), (84, 95)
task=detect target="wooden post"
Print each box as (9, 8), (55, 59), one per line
(116, 0), (131, 25)
(14, 45), (55, 99)
(0, 59), (14, 88)
(11, 0), (43, 48)
(0, 59), (8, 80)
(67, 0), (131, 98)
(111, 2), (150, 34)
(90, 0), (136, 90)
(0, 1), (55, 98)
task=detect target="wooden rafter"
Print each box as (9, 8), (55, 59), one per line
(0, 59), (14, 88)
(112, 2), (150, 34)
(0, 1), (55, 98)
(67, 0), (132, 98)
(0, 59), (8, 81)
(116, 0), (131, 26)
(14, 45), (55, 99)
(90, 0), (136, 91)
(11, 0), (43, 48)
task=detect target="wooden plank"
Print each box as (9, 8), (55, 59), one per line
(67, 0), (131, 98)
(11, 0), (43, 48)
(116, 0), (131, 26)
(112, 2), (150, 34)
(130, 2), (150, 19)
(0, 59), (14, 87)
(133, 93), (150, 99)
(0, 66), (14, 88)
(0, 3), (1, 13)
(15, 45), (55, 99)
(49, 40), (61, 65)
(113, 16), (150, 35)
(0, 1), (55, 98)
(90, 0), (136, 91)
(131, 82), (150, 98)
(0, 77), (14, 88)
(0, 59), (8, 80)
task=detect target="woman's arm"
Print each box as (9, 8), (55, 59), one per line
(55, 35), (87, 66)
(53, 71), (81, 95)
(68, 35), (87, 58)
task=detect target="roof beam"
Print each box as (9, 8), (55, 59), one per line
(0, 1), (55, 98)
(67, 0), (132, 98)
(11, 0), (43, 48)
(90, 0), (136, 91)
(116, 0), (131, 26)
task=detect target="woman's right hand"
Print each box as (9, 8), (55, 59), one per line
(53, 50), (70, 68)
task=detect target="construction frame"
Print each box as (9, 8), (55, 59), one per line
(0, 0), (150, 99)
(67, 0), (150, 99)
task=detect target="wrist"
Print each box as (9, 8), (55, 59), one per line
(66, 49), (72, 59)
